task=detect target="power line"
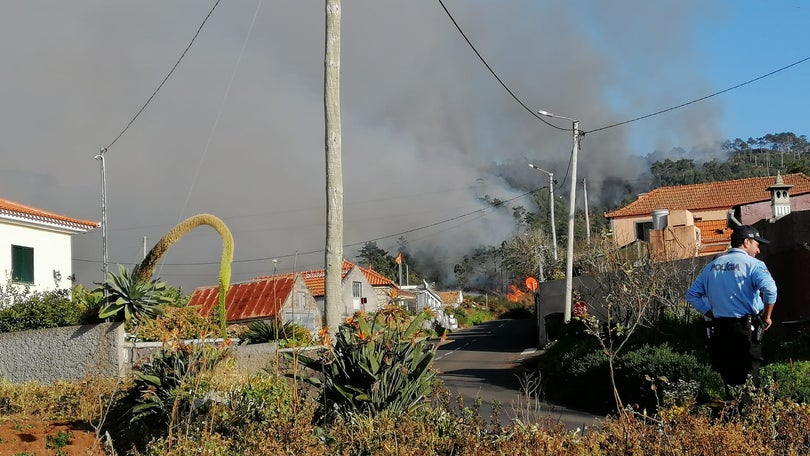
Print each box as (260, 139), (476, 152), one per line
(75, 186), (541, 267)
(104, 0), (223, 151)
(436, 0), (568, 132)
(589, 56), (810, 134)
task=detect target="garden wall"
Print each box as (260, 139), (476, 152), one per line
(0, 322), (126, 383)
(0, 323), (300, 383)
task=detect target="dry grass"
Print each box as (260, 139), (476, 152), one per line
(2, 373), (810, 455)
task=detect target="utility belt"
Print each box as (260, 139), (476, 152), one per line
(708, 313), (766, 342)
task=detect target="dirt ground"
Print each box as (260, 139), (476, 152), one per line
(0, 416), (106, 455)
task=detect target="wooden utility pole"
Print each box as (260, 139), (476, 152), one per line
(324, 0), (343, 338)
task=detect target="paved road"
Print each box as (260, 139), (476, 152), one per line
(434, 318), (600, 430)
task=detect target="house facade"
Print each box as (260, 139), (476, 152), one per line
(356, 264), (399, 309)
(605, 174), (810, 257)
(188, 274), (322, 334)
(0, 198), (98, 295)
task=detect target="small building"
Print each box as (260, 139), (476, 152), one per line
(256, 260), (379, 320)
(400, 281), (457, 330)
(605, 174), (810, 258)
(0, 197), (98, 296)
(356, 264), (399, 309)
(188, 274), (321, 334)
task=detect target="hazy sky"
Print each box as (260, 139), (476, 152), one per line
(1, 1), (807, 291)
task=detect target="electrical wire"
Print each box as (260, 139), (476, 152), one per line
(103, 0), (223, 151)
(436, 0), (569, 132)
(75, 186), (543, 267)
(589, 55), (810, 134)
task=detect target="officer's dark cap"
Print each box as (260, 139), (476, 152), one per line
(731, 225), (770, 245)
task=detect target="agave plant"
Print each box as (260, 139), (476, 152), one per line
(97, 264), (173, 324)
(298, 306), (440, 423)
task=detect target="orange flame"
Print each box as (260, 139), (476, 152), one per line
(506, 284), (532, 303)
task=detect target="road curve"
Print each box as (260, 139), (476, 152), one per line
(433, 318), (601, 430)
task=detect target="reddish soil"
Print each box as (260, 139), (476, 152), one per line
(0, 417), (106, 455)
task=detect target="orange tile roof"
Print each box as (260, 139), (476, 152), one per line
(255, 259), (378, 298)
(0, 197), (99, 231)
(189, 276), (296, 322)
(605, 174), (810, 218)
(357, 265), (398, 288)
(695, 219), (733, 245)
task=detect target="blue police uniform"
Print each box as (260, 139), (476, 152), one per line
(686, 248), (777, 318)
(686, 247), (777, 393)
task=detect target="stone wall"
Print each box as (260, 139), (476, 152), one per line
(0, 323), (298, 383)
(0, 322), (126, 383)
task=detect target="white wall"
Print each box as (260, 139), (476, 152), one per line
(0, 223), (73, 293)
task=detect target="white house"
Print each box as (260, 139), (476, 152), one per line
(0, 198), (98, 294)
(400, 281), (458, 330)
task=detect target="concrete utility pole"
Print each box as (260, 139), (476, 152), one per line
(324, 0), (343, 338)
(528, 164), (558, 261)
(538, 110), (581, 323)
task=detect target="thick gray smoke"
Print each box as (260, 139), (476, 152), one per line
(0, 1), (729, 291)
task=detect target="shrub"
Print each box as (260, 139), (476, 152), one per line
(0, 288), (98, 333)
(103, 340), (232, 452)
(297, 307), (439, 424)
(137, 305), (220, 342)
(613, 343), (723, 412)
(466, 309), (494, 326)
(762, 361), (810, 403)
(241, 319), (313, 347)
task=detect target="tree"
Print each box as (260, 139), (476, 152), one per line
(324, 0), (343, 340)
(575, 240), (704, 414)
(356, 241), (396, 280)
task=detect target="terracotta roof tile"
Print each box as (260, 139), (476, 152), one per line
(256, 260), (398, 297)
(188, 276), (296, 322)
(357, 266), (398, 288)
(0, 197), (99, 231)
(605, 174), (810, 218)
(695, 220), (733, 245)
(255, 259), (360, 298)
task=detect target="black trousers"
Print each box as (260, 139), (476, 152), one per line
(709, 317), (763, 390)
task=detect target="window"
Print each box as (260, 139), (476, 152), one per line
(11, 245), (34, 284)
(635, 221), (653, 242)
(352, 281), (362, 310)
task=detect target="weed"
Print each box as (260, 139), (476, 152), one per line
(45, 430), (73, 449)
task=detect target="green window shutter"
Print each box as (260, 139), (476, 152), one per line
(11, 245), (34, 283)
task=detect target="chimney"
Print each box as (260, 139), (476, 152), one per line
(767, 172), (793, 221)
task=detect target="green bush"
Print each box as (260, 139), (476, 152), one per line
(104, 340), (232, 453)
(298, 307), (438, 424)
(217, 373), (294, 429)
(614, 344), (723, 412)
(0, 288), (99, 333)
(466, 309), (494, 326)
(241, 319), (313, 347)
(762, 361), (810, 403)
(541, 319), (723, 415)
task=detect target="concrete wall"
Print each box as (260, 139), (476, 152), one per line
(0, 323), (287, 383)
(0, 322), (126, 383)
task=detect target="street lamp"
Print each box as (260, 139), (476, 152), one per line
(528, 163), (558, 262)
(538, 110), (580, 323)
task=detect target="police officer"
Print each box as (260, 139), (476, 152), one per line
(686, 225), (777, 395)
